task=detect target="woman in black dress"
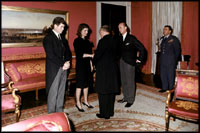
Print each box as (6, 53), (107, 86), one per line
(73, 23), (94, 112)
(93, 25), (120, 119)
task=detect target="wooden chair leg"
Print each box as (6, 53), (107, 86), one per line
(15, 105), (20, 122)
(36, 89), (39, 101)
(165, 112), (170, 131)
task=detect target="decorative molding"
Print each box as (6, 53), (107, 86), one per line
(2, 53), (46, 62)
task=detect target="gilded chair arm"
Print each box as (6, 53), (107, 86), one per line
(166, 88), (175, 107)
(2, 81), (20, 105)
(8, 81), (20, 104)
(12, 88), (20, 105)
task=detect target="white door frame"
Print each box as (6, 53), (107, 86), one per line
(96, 1), (131, 45)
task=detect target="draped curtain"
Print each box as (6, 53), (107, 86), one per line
(151, 2), (182, 74)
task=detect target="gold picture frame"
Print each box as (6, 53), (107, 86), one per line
(2, 5), (69, 48)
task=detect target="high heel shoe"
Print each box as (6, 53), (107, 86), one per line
(82, 102), (94, 108)
(75, 105), (84, 112)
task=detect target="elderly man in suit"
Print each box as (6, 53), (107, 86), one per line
(117, 22), (145, 107)
(43, 17), (72, 113)
(159, 25), (181, 93)
(93, 25), (120, 119)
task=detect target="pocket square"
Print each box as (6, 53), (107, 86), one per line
(125, 43), (130, 46)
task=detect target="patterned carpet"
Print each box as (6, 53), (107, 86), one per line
(1, 83), (198, 131)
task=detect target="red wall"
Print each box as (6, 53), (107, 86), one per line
(2, 1), (96, 56)
(131, 2), (152, 74)
(2, 2), (198, 72)
(181, 2), (199, 70)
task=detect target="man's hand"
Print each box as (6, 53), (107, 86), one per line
(62, 61), (70, 70)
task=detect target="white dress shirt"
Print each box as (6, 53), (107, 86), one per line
(122, 32), (127, 41)
(52, 30), (60, 39)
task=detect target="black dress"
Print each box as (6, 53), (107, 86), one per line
(73, 37), (93, 88)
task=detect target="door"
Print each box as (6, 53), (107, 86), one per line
(101, 3), (126, 39)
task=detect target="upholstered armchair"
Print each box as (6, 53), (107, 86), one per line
(1, 73), (21, 122)
(2, 112), (71, 131)
(165, 70), (199, 131)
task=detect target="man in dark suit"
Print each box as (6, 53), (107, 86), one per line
(159, 25), (181, 93)
(43, 17), (72, 113)
(117, 22), (145, 107)
(93, 25), (120, 119)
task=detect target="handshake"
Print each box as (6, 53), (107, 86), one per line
(83, 53), (94, 58)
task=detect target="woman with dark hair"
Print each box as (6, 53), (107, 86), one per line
(73, 23), (94, 112)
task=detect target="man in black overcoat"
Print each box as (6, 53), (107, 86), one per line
(43, 17), (72, 113)
(159, 25), (181, 93)
(117, 22), (145, 107)
(93, 25), (120, 119)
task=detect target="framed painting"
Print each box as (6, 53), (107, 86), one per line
(2, 5), (69, 48)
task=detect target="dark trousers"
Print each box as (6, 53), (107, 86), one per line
(160, 65), (176, 90)
(47, 68), (67, 114)
(98, 93), (115, 118)
(120, 58), (136, 104)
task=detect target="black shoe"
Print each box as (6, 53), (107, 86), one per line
(82, 102), (94, 108)
(96, 114), (110, 119)
(105, 116), (110, 119)
(125, 103), (133, 107)
(118, 99), (126, 103)
(159, 90), (166, 93)
(96, 113), (104, 119)
(75, 105), (84, 112)
(110, 114), (114, 117)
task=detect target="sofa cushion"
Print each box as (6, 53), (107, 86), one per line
(13, 75), (45, 92)
(15, 60), (45, 80)
(5, 64), (21, 82)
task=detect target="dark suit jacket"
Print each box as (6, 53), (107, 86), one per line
(93, 35), (120, 94)
(43, 30), (72, 94)
(160, 35), (181, 68)
(120, 33), (145, 66)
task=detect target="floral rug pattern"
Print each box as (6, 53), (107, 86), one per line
(2, 83), (198, 131)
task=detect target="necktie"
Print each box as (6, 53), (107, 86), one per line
(58, 34), (61, 40)
(58, 34), (64, 48)
(162, 37), (167, 43)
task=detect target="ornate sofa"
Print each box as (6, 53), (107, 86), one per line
(2, 112), (71, 131)
(4, 57), (46, 100)
(2, 53), (76, 100)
